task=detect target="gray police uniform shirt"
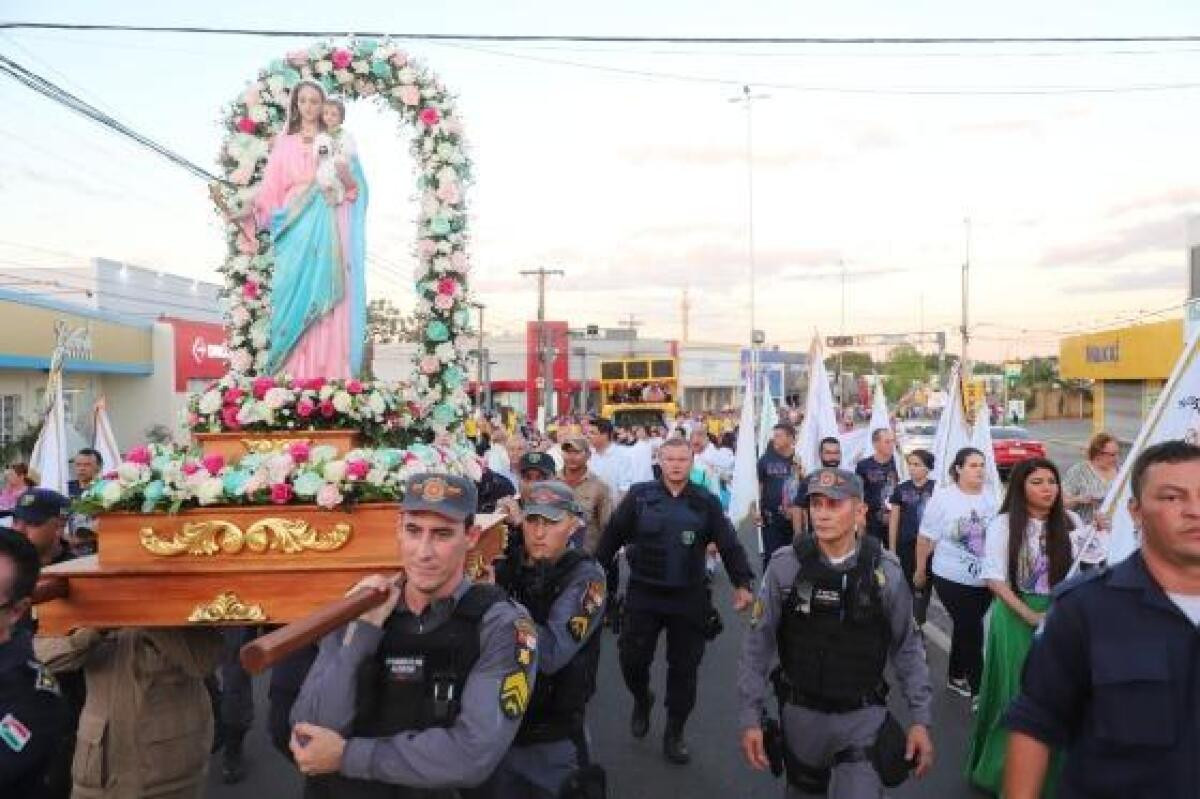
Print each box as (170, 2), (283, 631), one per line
(737, 542), (933, 731)
(291, 578), (537, 788)
(526, 557), (607, 678)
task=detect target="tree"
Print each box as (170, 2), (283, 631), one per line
(366, 298), (419, 344)
(883, 345), (929, 402)
(824, 350), (874, 375)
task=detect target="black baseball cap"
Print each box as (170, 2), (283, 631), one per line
(400, 474), (477, 522)
(13, 488), (71, 525)
(518, 452), (557, 477)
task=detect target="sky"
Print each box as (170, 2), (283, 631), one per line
(3, 1), (1200, 363)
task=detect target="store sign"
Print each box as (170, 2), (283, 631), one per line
(1085, 342), (1120, 364)
(167, 318), (227, 390)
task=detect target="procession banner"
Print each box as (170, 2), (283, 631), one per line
(93, 397), (122, 473)
(31, 376), (69, 494)
(967, 395), (1003, 505)
(931, 364), (971, 487)
(728, 376), (760, 531)
(1103, 330), (1200, 563)
(757, 376), (780, 455)
(798, 335), (840, 474)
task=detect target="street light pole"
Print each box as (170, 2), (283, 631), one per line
(520, 267), (565, 430)
(470, 301), (485, 411)
(730, 84), (770, 414)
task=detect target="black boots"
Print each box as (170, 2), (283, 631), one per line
(663, 718), (691, 765)
(221, 730), (247, 784)
(630, 690), (654, 739)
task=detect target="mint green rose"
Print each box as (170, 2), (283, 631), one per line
(429, 215), (451, 236)
(427, 321), (450, 342)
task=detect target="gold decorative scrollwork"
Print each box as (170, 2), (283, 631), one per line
(140, 518), (352, 556)
(240, 437), (312, 455)
(187, 591), (266, 623)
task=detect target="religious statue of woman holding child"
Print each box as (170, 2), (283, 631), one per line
(217, 79), (369, 380)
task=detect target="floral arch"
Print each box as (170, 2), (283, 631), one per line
(209, 39), (474, 434)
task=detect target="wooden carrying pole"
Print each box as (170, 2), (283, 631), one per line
(239, 575), (398, 674)
(31, 576), (69, 604)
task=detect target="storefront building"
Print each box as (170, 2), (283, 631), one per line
(1059, 318), (1184, 443)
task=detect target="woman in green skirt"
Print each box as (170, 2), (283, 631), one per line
(967, 457), (1085, 796)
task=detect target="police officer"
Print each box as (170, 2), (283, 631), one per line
(0, 527), (66, 797)
(738, 468), (934, 798)
(596, 436), (755, 764)
(1004, 440), (1200, 798)
(489, 481), (606, 798)
(289, 474), (538, 797)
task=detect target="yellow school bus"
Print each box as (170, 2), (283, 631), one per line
(598, 356), (679, 429)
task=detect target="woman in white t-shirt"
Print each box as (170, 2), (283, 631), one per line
(915, 447), (998, 700)
(967, 457), (1083, 796)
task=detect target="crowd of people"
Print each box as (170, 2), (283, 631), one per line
(3, 419), (1200, 798)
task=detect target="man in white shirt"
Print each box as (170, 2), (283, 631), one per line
(587, 418), (633, 500)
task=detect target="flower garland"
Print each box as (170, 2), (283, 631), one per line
(187, 374), (420, 447)
(77, 441), (483, 515)
(212, 39), (475, 433)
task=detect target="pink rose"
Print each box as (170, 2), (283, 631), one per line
(125, 445), (151, 466)
(202, 454), (226, 475)
(390, 51), (408, 67)
(436, 278), (457, 296)
(319, 400), (336, 418)
(449, 250), (468, 271)
(331, 49), (352, 69)
(398, 85), (420, 107)
(287, 49), (309, 67)
(182, 461), (201, 476)
(230, 164), (254, 187)
(345, 379), (363, 395)
(242, 85), (262, 107)
(433, 294), (454, 311)
(296, 398), (315, 418)
(243, 280), (260, 300)
(315, 483), (344, 509)
(346, 459), (370, 480)
(221, 406), (242, 429)
(306, 377), (325, 391)
(236, 117), (257, 134)
(419, 355), (441, 374)
(288, 442), (310, 463)
(443, 115), (464, 136)
(223, 387), (244, 405)
(103, 471), (118, 480)
(252, 376), (275, 400)
(187, 412), (200, 426)
(358, 81), (377, 97)
(435, 181), (460, 204)
(416, 238), (438, 258)
(419, 107), (441, 126)
(269, 483), (294, 504)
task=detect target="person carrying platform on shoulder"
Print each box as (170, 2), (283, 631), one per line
(486, 481), (607, 799)
(289, 473), (537, 798)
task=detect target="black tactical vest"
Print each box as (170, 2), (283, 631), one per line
(776, 537), (891, 711)
(625, 483), (710, 589)
(303, 583), (505, 799)
(503, 549), (602, 745)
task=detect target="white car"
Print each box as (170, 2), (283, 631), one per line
(899, 421), (936, 456)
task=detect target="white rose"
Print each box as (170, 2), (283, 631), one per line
(230, 305), (251, 326)
(254, 350), (270, 369)
(267, 75), (285, 95)
(267, 454), (294, 484)
(314, 60), (332, 75)
(250, 327), (269, 349)
(249, 104), (269, 123)
(366, 467), (387, 486)
(230, 349), (253, 373)
(319, 384), (335, 401)
(196, 477), (225, 506)
(332, 390), (352, 414)
(322, 460), (347, 482)
(116, 462), (144, 485)
(397, 67), (416, 83)
(100, 481), (124, 508)
(263, 387), (292, 410)
(198, 390), (222, 415)
(368, 393), (387, 415)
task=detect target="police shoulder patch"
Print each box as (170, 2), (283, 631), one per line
(567, 615), (590, 642)
(749, 598), (765, 628)
(580, 580), (606, 618)
(514, 618), (538, 667)
(499, 670), (531, 719)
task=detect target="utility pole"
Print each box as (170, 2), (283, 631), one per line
(470, 301), (485, 411)
(838, 258), (847, 404)
(681, 287), (691, 344)
(961, 217), (972, 378)
(618, 313), (642, 356)
(729, 84), (770, 413)
(520, 267), (564, 430)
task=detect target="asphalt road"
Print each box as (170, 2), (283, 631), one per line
(206, 576), (986, 799)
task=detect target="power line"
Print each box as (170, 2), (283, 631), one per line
(0, 52), (219, 182)
(4, 23), (1200, 46)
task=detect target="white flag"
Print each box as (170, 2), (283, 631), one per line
(967, 395), (1003, 505)
(757, 377), (780, 455)
(931, 364), (972, 487)
(30, 378), (69, 494)
(798, 336), (840, 473)
(93, 397), (122, 473)
(728, 376), (760, 528)
(1103, 331), (1200, 563)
